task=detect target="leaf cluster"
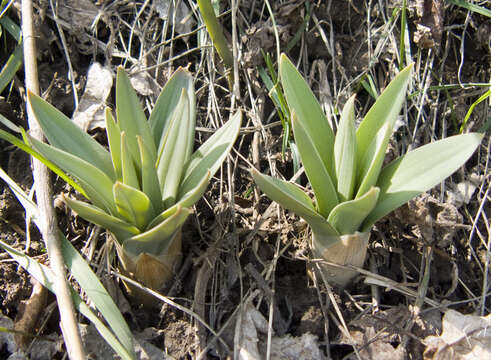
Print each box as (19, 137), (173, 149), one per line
(253, 54), (483, 242)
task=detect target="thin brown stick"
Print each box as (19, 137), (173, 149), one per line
(21, 1), (86, 359)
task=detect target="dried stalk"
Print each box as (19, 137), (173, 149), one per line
(21, 0), (85, 358)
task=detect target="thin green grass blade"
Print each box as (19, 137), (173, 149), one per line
(279, 54), (336, 181)
(459, 90), (491, 133)
(363, 133), (483, 229)
(334, 95), (357, 202)
(0, 128), (86, 196)
(179, 111), (241, 197)
(59, 236), (135, 358)
(28, 92), (115, 180)
(29, 136), (116, 214)
(113, 182), (156, 231)
(399, 0), (407, 70)
(116, 67), (156, 164)
(149, 68), (195, 159)
(0, 42), (22, 94)
(105, 108), (122, 180)
(137, 136), (162, 214)
(123, 206), (191, 258)
(355, 64), (412, 170)
(327, 187), (379, 235)
(197, 0), (233, 68)
(0, 166), (38, 218)
(120, 132), (140, 190)
(63, 196), (140, 242)
(292, 111), (338, 217)
(0, 113), (22, 133)
(252, 169), (338, 236)
(447, 0), (491, 17)
(0, 241), (135, 360)
(0, 16), (21, 41)
(0, 166), (135, 358)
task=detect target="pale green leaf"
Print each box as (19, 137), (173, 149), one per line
(355, 64), (412, 168)
(123, 206), (191, 258)
(156, 90), (188, 194)
(355, 122), (392, 198)
(292, 111), (338, 216)
(148, 170), (211, 229)
(179, 111), (241, 197)
(0, 42), (22, 94)
(113, 182), (156, 230)
(0, 167), (38, 220)
(149, 67), (196, 160)
(59, 236), (135, 358)
(334, 95), (357, 201)
(0, 128), (86, 196)
(252, 169), (338, 236)
(63, 196), (140, 242)
(105, 108), (122, 180)
(121, 132), (140, 189)
(137, 136), (162, 214)
(279, 54), (336, 181)
(0, 168), (135, 358)
(162, 89), (192, 209)
(327, 187), (379, 235)
(29, 136), (117, 215)
(0, 241), (135, 360)
(362, 133), (483, 229)
(116, 67), (156, 164)
(28, 92), (115, 180)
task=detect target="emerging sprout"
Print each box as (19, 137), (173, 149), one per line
(28, 67), (241, 303)
(253, 54), (482, 286)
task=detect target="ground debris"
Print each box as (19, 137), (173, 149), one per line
(424, 309), (491, 360)
(338, 306), (408, 360)
(394, 194), (466, 248)
(412, 0), (444, 48)
(72, 62), (113, 131)
(235, 296), (324, 360)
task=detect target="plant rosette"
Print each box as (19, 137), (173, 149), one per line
(24, 67), (241, 304)
(253, 54), (483, 287)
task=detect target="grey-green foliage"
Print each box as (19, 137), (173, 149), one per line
(25, 67), (241, 286)
(253, 54), (483, 242)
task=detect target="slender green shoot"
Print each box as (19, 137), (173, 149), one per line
(447, 0), (491, 18)
(460, 89), (491, 133)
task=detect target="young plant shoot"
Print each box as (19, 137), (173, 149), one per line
(253, 54), (483, 286)
(26, 67), (241, 302)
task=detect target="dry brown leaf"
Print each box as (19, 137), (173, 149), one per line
(339, 306), (408, 360)
(424, 309), (491, 360)
(413, 0), (444, 48)
(235, 297), (324, 360)
(394, 194), (466, 248)
(14, 280), (48, 350)
(72, 63), (113, 131)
